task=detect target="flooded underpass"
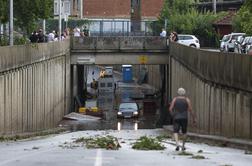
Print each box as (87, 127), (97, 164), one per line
(60, 65), (161, 131)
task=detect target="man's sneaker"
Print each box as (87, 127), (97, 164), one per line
(175, 146), (180, 151)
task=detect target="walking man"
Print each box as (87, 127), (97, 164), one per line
(169, 87), (196, 151)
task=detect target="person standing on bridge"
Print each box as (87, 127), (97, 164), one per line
(169, 87), (196, 151)
(160, 28), (167, 37)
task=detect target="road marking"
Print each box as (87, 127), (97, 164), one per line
(94, 149), (102, 166)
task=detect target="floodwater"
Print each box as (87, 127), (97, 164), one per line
(60, 65), (161, 131)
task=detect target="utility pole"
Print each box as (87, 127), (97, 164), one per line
(9, 0), (13, 46)
(43, 19), (46, 35)
(59, 0), (62, 36)
(213, 0), (217, 14)
(80, 0), (83, 19)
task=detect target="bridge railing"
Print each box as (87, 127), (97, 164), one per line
(170, 42), (252, 93)
(0, 40), (70, 73)
(71, 36), (168, 51)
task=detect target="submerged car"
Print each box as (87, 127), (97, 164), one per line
(117, 102), (139, 118)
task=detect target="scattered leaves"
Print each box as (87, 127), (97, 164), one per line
(74, 136), (121, 150)
(191, 155), (206, 159)
(132, 136), (165, 150)
(198, 150), (203, 153)
(177, 151), (193, 156)
(156, 134), (171, 142)
(32, 146), (40, 150)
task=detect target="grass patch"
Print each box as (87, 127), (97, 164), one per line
(132, 136), (165, 150)
(74, 136), (121, 150)
(191, 155), (206, 159)
(177, 151), (193, 156)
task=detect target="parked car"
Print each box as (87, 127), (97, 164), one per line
(117, 102), (139, 118)
(177, 34), (200, 48)
(240, 36), (251, 54)
(234, 36), (244, 53)
(245, 37), (252, 54)
(220, 33), (245, 52)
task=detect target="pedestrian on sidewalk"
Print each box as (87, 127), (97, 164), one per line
(169, 87), (196, 151)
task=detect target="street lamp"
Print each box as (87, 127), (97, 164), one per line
(213, 0), (217, 14)
(59, 0), (62, 36)
(9, 0), (13, 46)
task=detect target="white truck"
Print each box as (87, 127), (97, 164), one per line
(98, 67), (115, 94)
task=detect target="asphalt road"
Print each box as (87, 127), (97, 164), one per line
(0, 129), (251, 166)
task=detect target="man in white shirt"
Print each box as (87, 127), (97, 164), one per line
(74, 27), (81, 37)
(48, 30), (55, 42)
(160, 28), (167, 37)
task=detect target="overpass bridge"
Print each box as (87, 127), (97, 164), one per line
(70, 36), (169, 65)
(0, 36), (252, 142)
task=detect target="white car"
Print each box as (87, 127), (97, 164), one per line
(220, 33), (245, 52)
(177, 34), (200, 48)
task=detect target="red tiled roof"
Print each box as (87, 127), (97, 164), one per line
(213, 10), (236, 25)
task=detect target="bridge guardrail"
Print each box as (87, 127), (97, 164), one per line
(170, 42), (252, 93)
(71, 36), (168, 51)
(0, 40), (70, 73)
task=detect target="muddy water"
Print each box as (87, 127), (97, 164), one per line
(60, 66), (161, 131)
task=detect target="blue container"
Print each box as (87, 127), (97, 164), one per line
(122, 65), (133, 83)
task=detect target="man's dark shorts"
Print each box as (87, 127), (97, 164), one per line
(173, 119), (188, 134)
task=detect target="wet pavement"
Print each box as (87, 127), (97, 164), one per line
(60, 65), (160, 131)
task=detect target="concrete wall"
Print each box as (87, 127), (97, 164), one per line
(72, 36), (168, 51)
(0, 41), (71, 135)
(170, 42), (252, 140)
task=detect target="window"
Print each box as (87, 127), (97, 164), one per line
(100, 83), (105, 87)
(64, 1), (70, 16)
(107, 83), (113, 87)
(184, 36), (193, 40)
(54, 1), (58, 15)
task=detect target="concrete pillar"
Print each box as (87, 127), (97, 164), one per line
(5, 73), (12, 134)
(0, 75), (4, 134)
(22, 67), (28, 132)
(17, 69), (23, 132)
(72, 64), (78, 111)
(77, 65), (84, 98)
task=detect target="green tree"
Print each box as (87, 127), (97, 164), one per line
(0, 0), (8, 24)
(233, 0), (252, 35)
(158, 0), (224, 46)
(14, 0), (53, 35)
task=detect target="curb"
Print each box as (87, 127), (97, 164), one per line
(163, 125), (252, 151)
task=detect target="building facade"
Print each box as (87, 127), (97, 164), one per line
(54, 0), (164, 20)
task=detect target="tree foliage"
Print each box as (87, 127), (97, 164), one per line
(0, 0), (8, 24)
(233, 0), (252, 35)
(14, 0), (53, 35)
(158, 0), (224, 46)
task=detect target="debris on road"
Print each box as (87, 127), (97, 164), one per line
(63, 112), (101, 121)
(74, 135), (121, 150)
(132, 136), (165, 150)
(191, 155), (206, 159)
(177, 151), (193, 156)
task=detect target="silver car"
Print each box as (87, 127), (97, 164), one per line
(220, 33), (245, 52)
(117, 102), (139, 118)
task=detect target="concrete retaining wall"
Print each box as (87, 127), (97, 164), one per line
(0, 41), (71, 135)
(170, 42), (252, 140)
